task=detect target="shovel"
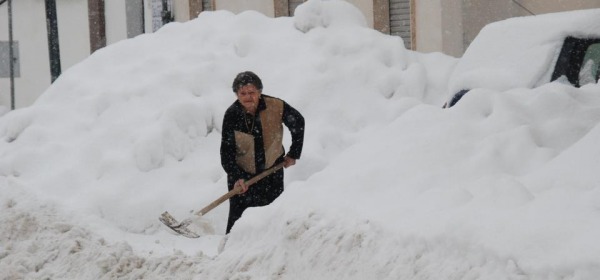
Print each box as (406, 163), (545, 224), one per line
(159, 162), (285, 238)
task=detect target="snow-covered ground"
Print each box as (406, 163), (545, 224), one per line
(1, 1), (600, 279)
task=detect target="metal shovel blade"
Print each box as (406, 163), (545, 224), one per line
(159, 211), (201, 238)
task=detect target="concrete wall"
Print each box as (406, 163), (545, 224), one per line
(414, 0), (442, 54)
(0, 1), (90, 108)
(215, 0), (275, 17)
(440, 0), (463, 57)
(0, 1), (44, 107)
(95, 0), (153, 45)
(105, 0), (128, 44)
(461, 0), (512, 53)
(173, 0), (191, 21)
(517, 0), (600, 15)
(57, 1), (91, 70)
(0, 0), (155, 110)
(348, 0), (373, 28)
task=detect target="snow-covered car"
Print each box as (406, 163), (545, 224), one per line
(444, 9), (600, 108)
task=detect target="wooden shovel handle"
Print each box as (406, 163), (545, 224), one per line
(195, 162), (286, 216)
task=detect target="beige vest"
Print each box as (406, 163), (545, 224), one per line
(234, 96), (284, 174)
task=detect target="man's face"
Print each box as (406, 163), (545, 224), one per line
(236, 84), (261, 114)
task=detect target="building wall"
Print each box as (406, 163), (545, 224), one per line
(461, 0), (512, 54)
(0, 0), (93, 109)
(440, 0), (463, 57)
(57, 1), (91, 70)
(173, 0), (191, 21)
(414, 0), (442, 54)
(215, 0), (275, 17)
(105, 0), (128, 44)
(347, 0), (374, 28)
(517, 0), (600, 15)
(0, 0), (154, 110)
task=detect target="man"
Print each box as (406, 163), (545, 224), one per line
(220, 71), (305, 234)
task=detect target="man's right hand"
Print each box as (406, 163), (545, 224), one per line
(234, 179), (248, 194)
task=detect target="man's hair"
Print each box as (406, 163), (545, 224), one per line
(232, 71), (263, 93)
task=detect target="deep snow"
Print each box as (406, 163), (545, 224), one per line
(1, 1), (600, 279)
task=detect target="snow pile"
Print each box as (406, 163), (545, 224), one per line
(0, 179), (208, 279)
(294, 0), (367, 32)
(2, 1), (600, 279)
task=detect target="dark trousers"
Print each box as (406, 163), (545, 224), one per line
(226, 168), (284, 234)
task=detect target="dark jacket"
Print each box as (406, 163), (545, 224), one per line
(220, 94), (304, 190)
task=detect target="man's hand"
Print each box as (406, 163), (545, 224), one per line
(283, 156), (296, 168)
(234, 179), (248, 194)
